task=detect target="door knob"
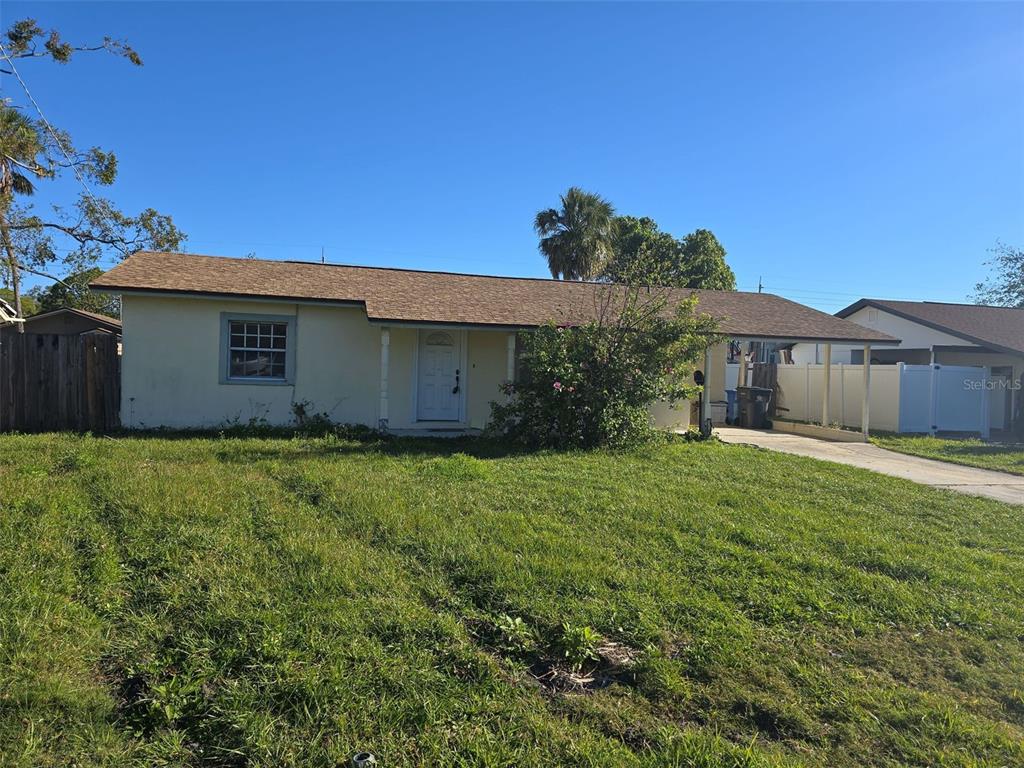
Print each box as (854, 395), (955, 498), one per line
(452, 369), (460, 394)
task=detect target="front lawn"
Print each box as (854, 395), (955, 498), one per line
(873, 434), (1024, 476)
(1, 433), (1022, 767)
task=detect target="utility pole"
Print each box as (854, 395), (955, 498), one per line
(321, 246), (325, 265)
(757, 276), (763, 293)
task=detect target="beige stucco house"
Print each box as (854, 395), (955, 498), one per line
(91, 251), (893, 432)
(791, 299), (1023, 435)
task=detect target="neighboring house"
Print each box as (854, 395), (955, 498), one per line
(90, 251), (893, 431)
(0, 307), (122, 337)
(792, 299), (1024, 434)
(0, 298), (22, 328)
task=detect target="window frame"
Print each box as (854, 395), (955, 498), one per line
(219, 312), (297, 385)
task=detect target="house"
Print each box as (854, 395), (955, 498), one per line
(791, 299), (1023, 435)
(90, 251), (894, 432)
(0, 307), (122, 337)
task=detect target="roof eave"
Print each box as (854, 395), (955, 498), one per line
(837, 299), (1023, 356)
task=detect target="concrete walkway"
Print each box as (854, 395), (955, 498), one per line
(716, 427), (1024, 506)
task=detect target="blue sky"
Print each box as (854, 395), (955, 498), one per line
(5, 1), (1023, 312)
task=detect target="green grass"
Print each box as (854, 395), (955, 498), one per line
(873, 435), (1024, 476)
(1, 433), (1023, 767)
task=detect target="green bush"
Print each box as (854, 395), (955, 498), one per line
(489, 289), (718, 448)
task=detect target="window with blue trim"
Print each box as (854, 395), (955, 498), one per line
(228, 320), (288, 379)
(220, 312), (295, 384)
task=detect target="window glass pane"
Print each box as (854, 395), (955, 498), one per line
(229, 350), (246, 377)
(227, 318), (289, 379)
(253, 351), (269, 376)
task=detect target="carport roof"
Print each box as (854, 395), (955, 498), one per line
(93, 251), (897, 344)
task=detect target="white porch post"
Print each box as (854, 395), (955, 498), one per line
(506, 332), (516, 387)
(700, 345), (712, 429)
(861, 344), (871, 438)
(379, 327), (390, 429)
(821, 342), (832, 427)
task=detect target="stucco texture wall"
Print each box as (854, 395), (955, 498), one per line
(121, 296), (380, 428)
(466, 330), (510, 429)
(121, 295), (730, 433)
(121, 296), (515, 430)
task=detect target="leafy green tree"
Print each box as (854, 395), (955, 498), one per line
(973, 242), (1023, 308)
(0, 19), (184, 323)
(534, 187), (616, 280)
(678, 228), (736, 291)
(602, 216), (736, 290)
(30, 267), (118, 317)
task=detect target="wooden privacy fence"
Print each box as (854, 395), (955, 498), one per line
(0, 332), (120, 432)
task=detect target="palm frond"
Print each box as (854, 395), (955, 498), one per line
(10, 172), (34, 196)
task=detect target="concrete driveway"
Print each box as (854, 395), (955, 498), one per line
(716, 427), (1024, 506)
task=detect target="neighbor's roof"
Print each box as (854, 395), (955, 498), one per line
(838, 298), (1024, 356)
(92, 251), (897, 344)
(20, 307), (121, 332)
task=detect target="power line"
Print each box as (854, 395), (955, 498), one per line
(0, 43), (98, 205)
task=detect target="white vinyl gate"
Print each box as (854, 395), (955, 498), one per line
(898, 364), (990, 437)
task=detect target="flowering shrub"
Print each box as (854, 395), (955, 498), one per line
(489, 290), (718, 449)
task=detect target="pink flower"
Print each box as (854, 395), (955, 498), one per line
(553, 381), (563, 391)
(568, 386), (575, 392)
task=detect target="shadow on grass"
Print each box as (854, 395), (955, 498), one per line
(937, 443), (1024, 458)
(102, 426), (537, 461)
(10, 424), (701, 463)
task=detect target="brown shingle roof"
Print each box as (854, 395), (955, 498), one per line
(838, 299), (1024, 356)
(28, 307), (122, 329)
(92, 251), (896, 344)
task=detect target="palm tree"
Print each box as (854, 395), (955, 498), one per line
(0, 106), (50, 320)
(534, 187), (616, 280)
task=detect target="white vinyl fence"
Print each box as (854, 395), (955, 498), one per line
(773, 363), (990, 437)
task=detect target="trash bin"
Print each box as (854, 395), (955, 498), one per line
(725, 389), (738, 424)
(736, 386), (773, 429)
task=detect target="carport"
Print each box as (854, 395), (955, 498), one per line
(688, 292), (899, 439)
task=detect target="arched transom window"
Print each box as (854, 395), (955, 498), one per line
(424, 331), (454, 346)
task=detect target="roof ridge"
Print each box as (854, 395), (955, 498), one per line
(872, 297), (1024, 311)
(131, 250), (770, 296)
(28, 306), (121, 324)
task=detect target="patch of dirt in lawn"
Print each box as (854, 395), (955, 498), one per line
(528, 640), (642, 693)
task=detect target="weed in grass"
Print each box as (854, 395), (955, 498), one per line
(554, 622), (603, 672)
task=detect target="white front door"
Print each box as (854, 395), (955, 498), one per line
(417, 330), (461, 421)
